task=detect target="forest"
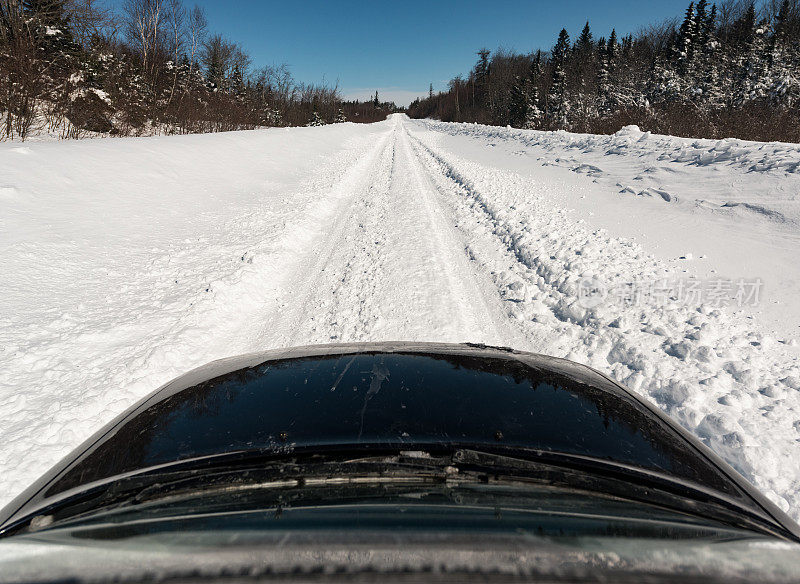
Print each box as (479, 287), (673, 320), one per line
(408, 0), (800, 142)
(0, 0), (399, 140)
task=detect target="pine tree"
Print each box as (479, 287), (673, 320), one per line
(768, 0), (790, 67)
(23, 0), (77, 64)
(735, 17), (771, 105)
(575, 21), (594, 54)
(695, 3), (723, 104)
(676, 2), (698, 74)
(763, 0), (798, 105)
(508, 76), (528, 128)
(607, 29), (619, 64)
(774, 0), (791, 40)
(597, 37), (612, 115)
(548, 28), (571, 129)
(573, 21), (595, 124)
(732, 3), (757, 50)
(474, 48), (491, 108)
(695, 0), (710, 48)
(206, 50), (225, 91)
(525, 51), (543, 127)
(509, 52), (543, 128)
(597, 38), (608, 79)
(230, 63), (245, 99)
(306, 111), (326, 126)
(706, 3), (718, 44)
(23, 0), (68, 29)
(373, 91), (379, 107)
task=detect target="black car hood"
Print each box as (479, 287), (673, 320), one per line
(1, 342), (798, 543)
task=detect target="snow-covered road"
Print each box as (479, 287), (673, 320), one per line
(2, 114), (799, 519)
(251, 118), (506, 347)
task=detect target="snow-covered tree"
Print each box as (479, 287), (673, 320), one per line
(230, 62), (245, 99)
(734, 16), (771, 105)
(509, 51), (543, 129)
(306, 111), (326, 126)
(676, 1), (698, 74)
(762, 0), (800, 105)
(548, 28), (571, 129)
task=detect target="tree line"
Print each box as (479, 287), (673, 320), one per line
(408, 0), (800, 142)
(0, 0), (400, 140)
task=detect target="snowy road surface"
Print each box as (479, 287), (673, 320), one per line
(2, 114), (800, 519)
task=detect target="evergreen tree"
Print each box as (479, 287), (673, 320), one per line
(734, 3), (757, 48)
(573, 21), (595, 119)
(575, 21), (594, 54)
(23, 0), (77, 63)
(607, 29), (619, 63)
(549, 28), (571, 129)
(373, 90), (379, 107)
(763, 0), (798, 105)
(206, 49), (225, 90)
(23, 0), (68, 29)
(405, 0), (800, 140)
(695, 2), (722, 103)
(306, 111), (326, 126)
(474, 48), (491, 107)
(768, 0), (791, 67)
(509, 52), (544, 128)
(526, 51), (543, 127)
(695, 0), (710, 48)
(230, 63), (245, 98)
(597, 37), (612, 114)
(508, 76), (528, 127)
(735, 16), (771, 105)
(774, 0), (791, 40)
(676, 2), (698, 74)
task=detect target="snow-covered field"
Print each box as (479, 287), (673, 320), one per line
(1, 114), (799, 519)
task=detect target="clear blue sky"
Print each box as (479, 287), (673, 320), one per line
(115, 0), (691, 106)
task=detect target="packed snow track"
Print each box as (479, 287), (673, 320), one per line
(2, 114), (799, 521)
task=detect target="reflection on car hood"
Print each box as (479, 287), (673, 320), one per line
(44, 350), (736, 495)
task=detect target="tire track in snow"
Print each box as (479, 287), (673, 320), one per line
(257, 123), (397, 347)
(395, 123), (506, 344)
(258, 116), (508, 347)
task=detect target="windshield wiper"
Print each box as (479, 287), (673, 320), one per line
(1, 448), (454, 536)
(448, 448), (794, 540)
(4, 445), (793, 541)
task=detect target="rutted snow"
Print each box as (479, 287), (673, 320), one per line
(1, 115), (799, 521)
(414, 118), (800, 341)
(426, 121), (800, 224)
(405, 122), (800, 515)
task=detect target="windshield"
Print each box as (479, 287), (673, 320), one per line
(46, 352), (739, 499)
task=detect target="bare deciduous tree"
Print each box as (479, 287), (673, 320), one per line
(185, 4), (205, 80)
(164, 0), (185, 106)
(65, 0), (118, 47)
(123, 0), (164, 85)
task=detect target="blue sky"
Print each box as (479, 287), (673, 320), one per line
(116, 0), (691, 106)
